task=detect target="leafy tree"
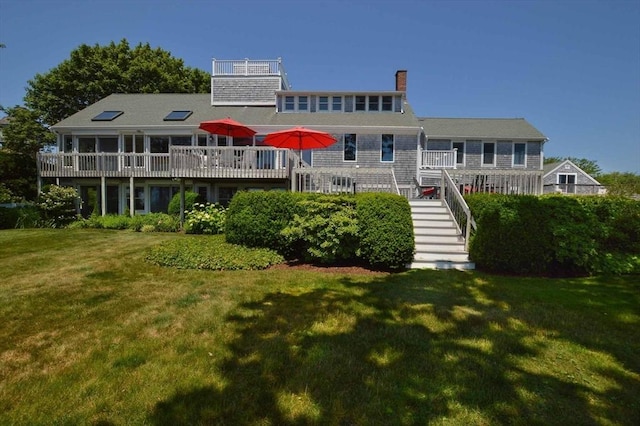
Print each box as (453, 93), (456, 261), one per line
(598, 172), (640, 197)
(0, 106), (55, 200)
(0, 106), (55, 156)
(24, 39), (210, 125)
(544, 156), (602, 177)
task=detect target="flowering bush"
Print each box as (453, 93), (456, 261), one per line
(184, 203), (226, 234)
(36, 185), (80, 228)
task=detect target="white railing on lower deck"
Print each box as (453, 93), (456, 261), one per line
(448, 169), (543, 195)
(292, 167), (399, 195)
(420, 149), (457, 169)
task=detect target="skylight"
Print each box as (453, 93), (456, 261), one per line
(164, 110), (193, 121)
(91, 110), (123, 121)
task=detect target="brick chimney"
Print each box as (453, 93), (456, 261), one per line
(395, 70), (407, 92)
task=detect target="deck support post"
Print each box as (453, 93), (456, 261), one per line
(101, 176), (106, 217)
(129, 176), (134, 217)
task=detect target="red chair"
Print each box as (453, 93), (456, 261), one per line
(420, 186), (437, 199)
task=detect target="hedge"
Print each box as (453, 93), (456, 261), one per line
(467, 193), (640, 276)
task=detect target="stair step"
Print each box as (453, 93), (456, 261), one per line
(408, 260), (476, 270)
(413, 251), (471, 262)
(415, 234), (464, 244)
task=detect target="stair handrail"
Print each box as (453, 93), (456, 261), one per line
(440, 169), (476, 251)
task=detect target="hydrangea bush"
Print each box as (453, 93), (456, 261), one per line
(184, 203), (226, 234)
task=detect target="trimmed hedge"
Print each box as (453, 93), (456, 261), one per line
(356, 192), (415, 270)
(467, 193), (640, 276)
(225, 191), (302, 252)
(225, 191), (415, 270)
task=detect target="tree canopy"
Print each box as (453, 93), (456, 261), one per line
(24, 39), (210, 125)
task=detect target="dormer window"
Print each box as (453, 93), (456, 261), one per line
(284, 96), (295, 111)
(332, 96), (342, 111)
(355, 96), (366, 111)
(382, 96), (393, 111)
(92, 110), (123, 121)
(298, 96), (308, 111)
(318, 96), (329, 111)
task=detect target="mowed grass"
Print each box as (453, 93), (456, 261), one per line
(0, 229), (638, 425)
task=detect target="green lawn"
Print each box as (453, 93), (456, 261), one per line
(1, 229), (638, 425)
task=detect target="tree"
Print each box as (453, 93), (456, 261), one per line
(0, 106), (55, 156)
(598, 172), (640, 197)
(24, 39), (210, 125)
(544, 156), (602, 178)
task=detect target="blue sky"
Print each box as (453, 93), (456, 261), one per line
(1, 0), (638, 173)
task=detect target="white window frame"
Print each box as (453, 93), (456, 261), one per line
(297, 95), (309, 112)
(317, 96), (329, 112)
(368, 96), (380, 112)
(482, 142), (496, 167)
(284, 95), (295, 111)
(355, 95), (366, 111)
(381, 95), (393, 111)
(381, 134), (394, 162)
(343, 133), (357, 162)
(452, 141), (465, 166)
(331, 96), (343, 112)
(512, 142), (527, 167)
(557, 173), (577, 194)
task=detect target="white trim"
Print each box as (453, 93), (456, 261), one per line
(452, 141), (465, 167)
(482, 142), (496, 167)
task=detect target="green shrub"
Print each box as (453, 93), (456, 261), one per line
(167, 191), (201, 216)
(225, 191), (301, 251)
(356, 192), (415, 270)
(184, 203), (226, 234)
(468, 194), (639, 276)
(130, 213), (180, 232)
(281, 195), (359, 264)
(36, 185), (80, 228)
(0, 205), (41, 229)
(145, 235), (284, 270)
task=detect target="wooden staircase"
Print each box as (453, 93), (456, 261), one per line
(409, 199), (475, 270)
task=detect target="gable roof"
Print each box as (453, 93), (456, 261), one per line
(418, 117), (547, 140)
(543, 159), (601, 185)
(52, 93), (422, 134)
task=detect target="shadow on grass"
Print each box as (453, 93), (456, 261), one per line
(149, 270), (639, 425)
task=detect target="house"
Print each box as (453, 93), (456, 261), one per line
(543, 159), (605, 195)
(38, 58), (548, 216)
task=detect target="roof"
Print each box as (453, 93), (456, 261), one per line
(419, 117), (547, 140)
(52, 93), (422, 135)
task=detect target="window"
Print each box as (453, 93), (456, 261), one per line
(332, 96), (342, 111)
(124, 135), (144, 168)
(170, 136), (192, 146)
(382, 96), (393, 111)
(558, 173), (577, 194)
(150, 136), (169, 153)
(355, 96), (366, 111)
(63, 135), (73, 167)
(381, 134), (394, 162)
(197, 135), (209, 147)
(344, 134), (357, 161)
(298, 96), (308, 111)
(482, 142), (495, 166)
(163, 110), (192, 121)
(453, 142), (465, 165)
(513, 143), (526, 166)
(125, 186), (145, 213)
(285, 96), (295, 111)
(91, 110), (123, 121)
(318, 96), (329, 111)
(368, 96), (379, 111)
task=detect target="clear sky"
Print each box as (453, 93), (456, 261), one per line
(1, 0), (638, 173)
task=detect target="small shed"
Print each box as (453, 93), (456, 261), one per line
(543, 159), (605, 195)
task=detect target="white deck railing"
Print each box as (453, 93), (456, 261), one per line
(292, 167), (399, 195)
(448, 169), (543, 195)
(420, 149), (457, 169)
(212, 58), (290, 89)
(37, 146), (291, 180)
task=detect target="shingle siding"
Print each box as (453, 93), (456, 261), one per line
(313, 133), (417, 186)
(212, 77), (281, 104)
(526, 141), (542, 170)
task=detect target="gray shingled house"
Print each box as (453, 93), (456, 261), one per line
(38, 58), (548, 268)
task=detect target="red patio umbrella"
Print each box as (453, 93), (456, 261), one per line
(263, 127), (336, 165)
(198, 117), (256, 138)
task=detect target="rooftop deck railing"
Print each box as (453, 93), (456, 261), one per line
(212, 58), (290, 90)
